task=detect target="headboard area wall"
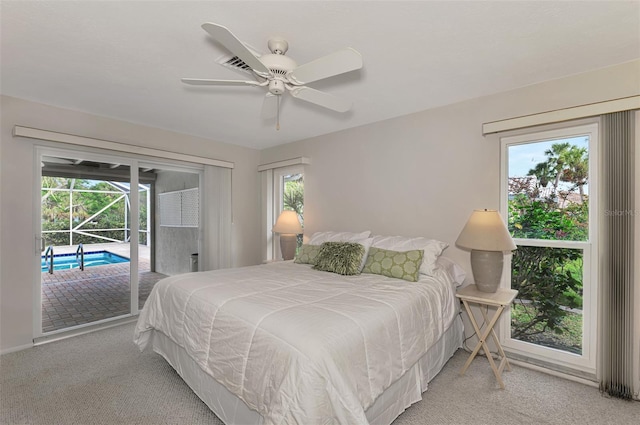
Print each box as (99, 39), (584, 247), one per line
(259, 60), (640, 276)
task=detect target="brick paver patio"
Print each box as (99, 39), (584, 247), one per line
(41, 256), (166, 333)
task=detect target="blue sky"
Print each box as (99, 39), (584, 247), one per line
(508, 136), (589, 177)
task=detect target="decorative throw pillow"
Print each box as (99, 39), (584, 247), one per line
(362, 247), (424, 282)
(312, 242), (365, 276)
(294, 244), (322, 265)
(370, 235), (448, 276)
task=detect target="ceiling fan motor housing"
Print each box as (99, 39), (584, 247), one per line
(260, 53), (298, 95)
(259, 54), (297, 76)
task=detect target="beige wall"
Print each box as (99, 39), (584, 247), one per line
(0, 96), (262, 352)
(260, 60), (640, 275)
(1, 60), (638, 354)
(259, 60), (639, 366)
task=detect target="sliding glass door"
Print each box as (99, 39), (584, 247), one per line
(35, 147), (209, 339)
(38, 149), (135, 335)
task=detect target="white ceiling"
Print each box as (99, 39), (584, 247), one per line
(2, 1), (639, 149)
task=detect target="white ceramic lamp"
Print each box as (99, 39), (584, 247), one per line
(272, 210), (303, 260)
(456, 209), (517, 293)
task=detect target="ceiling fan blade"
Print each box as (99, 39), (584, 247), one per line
(201, 23), (271, 76)
(288, 48), (363, 85)
(181, 78), (260, 86)
(289, 87), (352, 112)
(261, 93), (278, 119)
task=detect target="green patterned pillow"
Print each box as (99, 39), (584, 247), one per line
(362, 247), (424, 282)
(312, 242), (365, 276)
(294, 244), (322, 265)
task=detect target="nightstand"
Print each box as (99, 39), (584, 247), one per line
(456, 284), (518, 389)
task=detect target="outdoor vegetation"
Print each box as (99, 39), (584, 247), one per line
(42, 177), (148, 246)
(508, 141), (588, 354)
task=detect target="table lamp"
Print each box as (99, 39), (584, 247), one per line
(272, 210), (303, 260)
(456, 209), (517, 293)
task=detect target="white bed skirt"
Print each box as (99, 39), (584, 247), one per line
(149, 314), (464, 425)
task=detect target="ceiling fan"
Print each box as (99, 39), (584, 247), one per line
(182, 23), (363, 130)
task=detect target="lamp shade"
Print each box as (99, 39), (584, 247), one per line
(272, 210), (303, 235)
(456, 209), (516, 252)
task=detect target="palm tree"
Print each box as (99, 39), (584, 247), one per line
(531, 142), (588, 203)
(560, 146), (588, 202)
(543, 142), (571, 192)
(283, 179), (304, 225)
(528, 160), (553, 190)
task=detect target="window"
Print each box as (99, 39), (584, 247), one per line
(261, 163), (305, 261)
(274, 167), (304, 251)
(500, 123), (598, 375)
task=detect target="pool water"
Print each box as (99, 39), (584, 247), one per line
(41, 250), (130, 272)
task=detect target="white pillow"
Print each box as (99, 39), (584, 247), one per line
(436, 257), (467, 286)
(370, 235), (448, 276)
(308, 230), (372, 245)
(356, 238), (374, 272)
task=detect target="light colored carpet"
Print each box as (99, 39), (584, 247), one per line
(1, 323), (638, 424)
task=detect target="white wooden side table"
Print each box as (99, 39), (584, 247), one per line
(456, 284), (518, 389)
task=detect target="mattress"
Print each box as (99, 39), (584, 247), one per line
(135, 261), (462, 425)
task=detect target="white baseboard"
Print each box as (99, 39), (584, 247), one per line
(1, 317), (138, 355)
(1, 343), (34, 356)
(510, 358), (598, 388)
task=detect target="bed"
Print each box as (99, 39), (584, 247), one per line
(134, 234), (464, 425)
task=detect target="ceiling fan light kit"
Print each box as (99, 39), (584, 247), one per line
(181, 23), (363, 130)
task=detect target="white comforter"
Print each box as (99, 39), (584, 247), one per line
(134, 261), (458, 425)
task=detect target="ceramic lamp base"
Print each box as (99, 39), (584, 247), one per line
(279, 234), (297, 260)
(470, 250), (504, 293)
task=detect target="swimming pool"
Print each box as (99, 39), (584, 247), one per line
(41, 251), (130, 272)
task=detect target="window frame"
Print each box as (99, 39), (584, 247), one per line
(273, 165), (304, 260)
(499, 122), (599, 375)
(261, 164), (304, 262)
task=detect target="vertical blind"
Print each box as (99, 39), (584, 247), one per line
(600, 110), (636, 399)
(202, 165), (232, 271)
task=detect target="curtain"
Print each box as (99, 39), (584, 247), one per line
(260, 169), (275, 262)
(201, 165), (232, 271)
(599, 110), (636, 399)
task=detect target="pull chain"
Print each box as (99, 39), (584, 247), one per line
(276, 95), (281, 131)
